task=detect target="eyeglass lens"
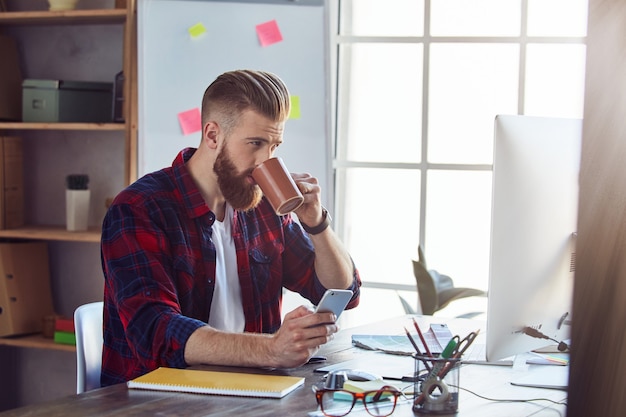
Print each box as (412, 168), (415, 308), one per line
(318, 389), (399, 417)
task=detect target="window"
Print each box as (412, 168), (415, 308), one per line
(331, 0), (588, 295)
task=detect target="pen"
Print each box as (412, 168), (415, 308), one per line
(426, 337), (458, 380)
(412, 318), (433, 357)
(404, 327), (432, 372)
(440, 337), (458, 359)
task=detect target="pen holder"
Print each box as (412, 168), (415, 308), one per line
(413, 354), (461, 415)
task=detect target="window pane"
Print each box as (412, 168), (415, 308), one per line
(339, 0), (424, 36)
(428, 44), (519, 164)
(337, 43), (423, 163)
(527, 0), (588, 37)
(431, 0), (521, 36)
(425, 170), (492, 290)
(524, 44), (586, 118)
(338, 168), (420, 286)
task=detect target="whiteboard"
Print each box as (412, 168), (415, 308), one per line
(138, 0), (332, 205)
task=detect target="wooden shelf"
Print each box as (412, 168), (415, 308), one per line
(0, 333), (76, 352)
(0, 122), (126, 131)
(0, 225), (101, 242)
(0, 9), (127, 25)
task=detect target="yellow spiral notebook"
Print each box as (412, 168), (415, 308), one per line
(127, 367), (305, 399)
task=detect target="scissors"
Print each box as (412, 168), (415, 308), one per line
(425, 330), (480, 381)
(450, 330), (480, 359)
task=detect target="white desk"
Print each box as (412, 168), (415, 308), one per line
(318, 315), (567, 417)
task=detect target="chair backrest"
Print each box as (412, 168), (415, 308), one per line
(74, 301), (104, 394)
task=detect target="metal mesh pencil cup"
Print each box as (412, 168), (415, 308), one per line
(412, 354), (461, 415)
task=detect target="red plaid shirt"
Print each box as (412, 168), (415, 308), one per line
(100, 148), (361, 386)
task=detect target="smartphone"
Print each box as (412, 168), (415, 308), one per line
(314, 289), (353, 320)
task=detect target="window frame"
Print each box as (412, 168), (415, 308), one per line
(329, 0), (587, 291)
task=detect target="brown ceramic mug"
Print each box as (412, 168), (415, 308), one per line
(252, 157), (304, 215)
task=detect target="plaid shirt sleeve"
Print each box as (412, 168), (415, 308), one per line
(101, 192), (207, 386)
(235, 203), (361, 334)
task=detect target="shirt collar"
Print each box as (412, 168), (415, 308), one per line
(172, 148), (213, 221)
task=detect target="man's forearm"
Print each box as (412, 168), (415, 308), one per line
(308, 227), (355, 290)
(184, 326), (277, 368)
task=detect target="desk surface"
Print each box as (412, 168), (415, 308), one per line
(0, 316), (567, 417)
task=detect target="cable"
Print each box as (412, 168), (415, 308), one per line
(455, 385), (567, 416)
(522, 327), (570, 352)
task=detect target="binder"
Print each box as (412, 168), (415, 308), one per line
(0, 242), (53, 337)
(127, 367), (305, 399)
(0, 136), (24, 229)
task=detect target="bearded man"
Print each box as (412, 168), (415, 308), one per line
(100, 69), (361, 387)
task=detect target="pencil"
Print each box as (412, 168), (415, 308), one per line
(405, 327), (432, 372)
(412, 318), (433, 357)
(404, 327), (421, 353)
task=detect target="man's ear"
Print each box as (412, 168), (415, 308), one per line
(203, 121), (219, 149)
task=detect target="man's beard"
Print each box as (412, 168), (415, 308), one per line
(213, 146), (263, 211)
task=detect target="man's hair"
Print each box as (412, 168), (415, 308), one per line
(201, 69), (291, 134)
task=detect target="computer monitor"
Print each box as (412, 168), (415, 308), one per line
(486, 115), (581, 362)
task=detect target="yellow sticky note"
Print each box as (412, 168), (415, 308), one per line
(289, 96), (301, 119)
(188, 23), (207, 38)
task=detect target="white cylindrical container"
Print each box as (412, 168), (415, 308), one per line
(66, 189), (90, 231)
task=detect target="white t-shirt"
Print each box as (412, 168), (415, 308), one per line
(208, 204), (245, 332)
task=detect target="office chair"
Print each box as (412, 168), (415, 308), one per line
(74, 301), (104, 394)
(401, 246), (487, 318)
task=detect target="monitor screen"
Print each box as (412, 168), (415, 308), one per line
(486, 115), (581, 362)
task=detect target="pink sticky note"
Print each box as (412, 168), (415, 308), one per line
(177, 108), (202, 136)
(256, 19), (283, 47)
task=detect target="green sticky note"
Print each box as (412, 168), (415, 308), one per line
(289, 96), (301, 119)
(188, 23), (207, 38)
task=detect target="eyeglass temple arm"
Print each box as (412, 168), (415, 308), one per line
(372, 385), (398, 402)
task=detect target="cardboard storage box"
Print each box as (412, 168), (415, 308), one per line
(22, 79), (113, 123)
(0, 241), (54, 337)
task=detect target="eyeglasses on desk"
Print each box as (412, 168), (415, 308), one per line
(313, 385), (404, 417)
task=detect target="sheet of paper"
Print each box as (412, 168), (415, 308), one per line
(351, 326), (446, 356)
(315, 352), (415, 381)
(510, 365), (569, 390)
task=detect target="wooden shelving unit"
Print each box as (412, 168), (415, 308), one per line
(0, 122), (125, 131)
(0, 3), (137, 243)
(0, 2), (137, 351)
(0, 8), (127, 25)
(0, 333), (75, 353)
(0, 225), (100, 242)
